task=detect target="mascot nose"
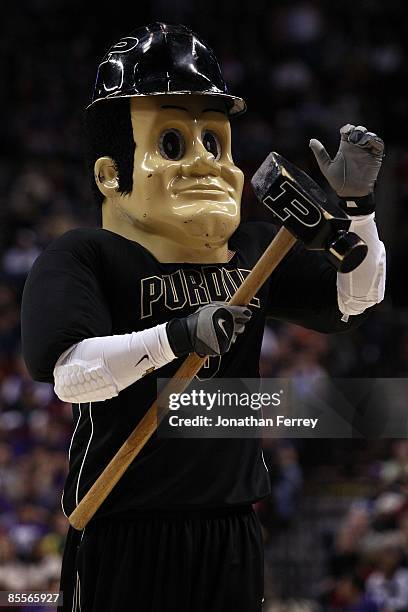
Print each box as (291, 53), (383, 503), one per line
(182, 141), (222, 177)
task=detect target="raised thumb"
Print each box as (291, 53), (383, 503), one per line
(309, 138), (332, 171)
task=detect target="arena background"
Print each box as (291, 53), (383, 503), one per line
(1, 1), (407, 610)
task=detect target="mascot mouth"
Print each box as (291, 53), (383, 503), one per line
(178, 187), (225, 194)
(173, 180), (231, 196)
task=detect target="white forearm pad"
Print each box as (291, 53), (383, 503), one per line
(53, 323), (176, 403)
(337, 213), (386, 317)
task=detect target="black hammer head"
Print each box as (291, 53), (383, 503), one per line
(251, 152), (368, 273)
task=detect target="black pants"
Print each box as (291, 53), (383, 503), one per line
(59, 506), (264, 612)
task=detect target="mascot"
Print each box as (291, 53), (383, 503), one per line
(21, 23), (385, 612)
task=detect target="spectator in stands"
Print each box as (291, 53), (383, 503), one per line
(334, 572), (380, 612)
(366, 546), (408, 611)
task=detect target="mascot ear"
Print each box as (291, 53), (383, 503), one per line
(94, 157), (119, 198)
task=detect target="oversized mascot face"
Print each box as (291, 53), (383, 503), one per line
(100, 95), (244, 263)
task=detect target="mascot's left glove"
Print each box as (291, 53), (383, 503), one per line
(167, 303), (251, 357)
(309, 124), (384, 216)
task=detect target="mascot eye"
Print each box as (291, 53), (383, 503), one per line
(158, 129), (185, 160)
(202, 130), (221, 160)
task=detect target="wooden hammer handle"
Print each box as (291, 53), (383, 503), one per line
(68, 227), (296, 530)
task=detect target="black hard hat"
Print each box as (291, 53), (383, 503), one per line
(88, 22), (246, 116)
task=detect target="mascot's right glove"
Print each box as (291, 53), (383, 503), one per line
(167, 303), (252, 357)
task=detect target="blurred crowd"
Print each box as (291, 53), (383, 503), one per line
(1, 0), (407, 609)
(316, 439), (408, 611)
(257, 438), (408, 611)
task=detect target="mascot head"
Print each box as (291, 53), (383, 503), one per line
(86, 22), (246, 263)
